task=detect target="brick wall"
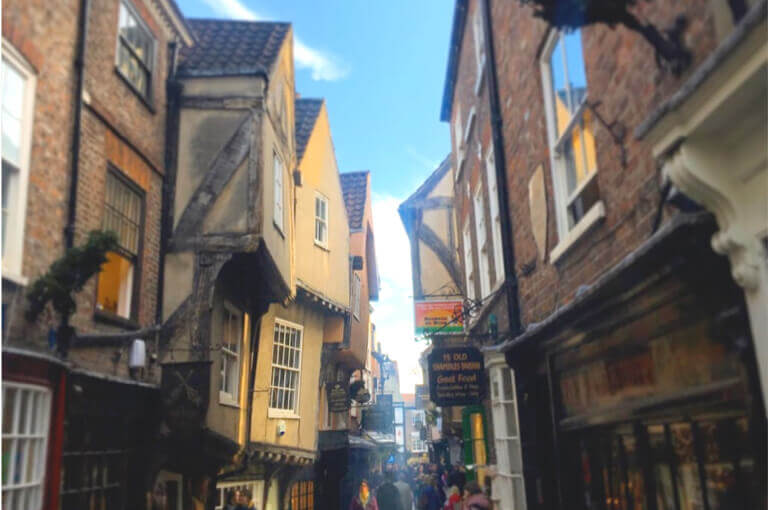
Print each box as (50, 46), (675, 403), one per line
(2, 0), (179, 376)
(482, 0), (719, 326)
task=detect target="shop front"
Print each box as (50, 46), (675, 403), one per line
(497, 215), (767, 510)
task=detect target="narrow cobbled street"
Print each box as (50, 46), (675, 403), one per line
(2, 1), (767, 509)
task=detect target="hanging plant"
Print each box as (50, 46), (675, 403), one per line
(520, 0), (691, 74)
(26, 230), (118, 356)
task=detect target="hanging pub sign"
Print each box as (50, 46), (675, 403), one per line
(327, 381), (350, 413)
(415, 300), (464, 335)
(362, 398), (394, 434)
(161, 361), (212, 433)
(428, 346), (485, 406)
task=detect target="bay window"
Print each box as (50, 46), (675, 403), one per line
(490, 366), (527, 509)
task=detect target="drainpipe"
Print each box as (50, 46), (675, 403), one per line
(482, 0), (522, 336)
(64, 0), (91, 248)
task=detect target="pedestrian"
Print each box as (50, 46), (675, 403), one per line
(394, 471), (414, 510)
(461, 481), (489, 510)
(376, 471), (404, 510)
(447, 465), (466, 495)
(417, 475), (441, 510)
(349, 479), (379, 510)
(444, 486), (461, 510)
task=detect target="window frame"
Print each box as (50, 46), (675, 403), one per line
(95, 166), (145, 324)
(268, 318), (304, 418)
(472, 3), (486, 95)
(219, 301), (243, 406)
(1, 382), (52, 510)
(453, 104), (465, 181)
(1, 41), (36, 285)
(489, 366), (527, 509)
(289, 480), (314, 510)
(485, 149), (505, 287)
(273, 151), (284, 233)
(114, 0), (156, 104)
(540, 29), (605, 261)
(314, 192), (329, 248)
(462, 223), (476, 302)
(352, 273), (361, 320)
(473, 185), (491, 298)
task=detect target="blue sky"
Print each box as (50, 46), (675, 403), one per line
(177, 0), (454, 393)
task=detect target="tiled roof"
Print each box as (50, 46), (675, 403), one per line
(340, 171), (369, 231)
(295, 98), (324, 162)
(178, 19), (290, 77)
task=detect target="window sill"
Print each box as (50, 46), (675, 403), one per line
(94, 309), (140, 330)
(549, 201), (606, 264)
(2, 270), (28, 287)
(314, 241), (329, 252)
(219, 392), (240, 408)
(113, 67), (156, 114)
(268, 409), (300, 419)
(273, 221), (285, 238)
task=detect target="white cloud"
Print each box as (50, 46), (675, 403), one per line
(199, 0), (349, 81)
(371, 193), (426, 394)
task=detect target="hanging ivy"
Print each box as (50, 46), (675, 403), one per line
(26, 230), (118, 355)
(519, 0), (691, 73)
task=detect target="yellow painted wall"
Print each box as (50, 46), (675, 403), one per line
(250, 301), (323, 452)
(295, 103), (350, 307)
(348, 176), (374, 365)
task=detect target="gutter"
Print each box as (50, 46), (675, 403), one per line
(482, 0), (523, 337)
(64, 0), (90, 248)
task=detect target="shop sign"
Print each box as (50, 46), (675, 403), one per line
(327, 381), (350, 413)
(363, 399), (394, 434)
(428, 346), (485, 406)
(415, 300), (464, 335)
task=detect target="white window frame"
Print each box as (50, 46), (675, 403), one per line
(219, 302), (243, 406)
(463, 106), (476, 144)
(215, 481), (264, 510)
(314, 192), (329, 248)
(473, 185), (491, 298)
(462, 224), (476, 302)
(485, 149), (505, 286)
(1, 382), (52, 510)
(454, 104), (464, 181)
(115, 0), (156, 100)
(268, 318), (303, 418)
(273, 151), (284, 232)
(1, 41), (36, 285)
(489, 366), (527, 510)
(540, 29), (605, 262)
(155, 471), (183, 510)
(472, 3), (486, 94)
(352, 273), (361, 319)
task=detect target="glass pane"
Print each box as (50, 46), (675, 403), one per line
(501, 369), (514, 400)
(17, 391), (27, 435)
(698, 420), (740, 510)
(567, 175), (600, 229)
(621, 434), (647, 510)
(504, 404), (518, 437)
(2, 60), (24, 120)
(549, 36), (570, 137)
(647, 425), (676, 510)
(3, 387), (16, 433)
(96, 251), (134, 318)
(1, 112), (21, 165)
(563, 30), (587, 110)
(670, 423), (704, 510)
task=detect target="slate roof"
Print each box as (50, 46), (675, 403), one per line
(178, 19), (290, 77)
(339, 171), (369, 231)
(295, 98), (324, 162)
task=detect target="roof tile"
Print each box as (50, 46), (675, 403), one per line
(339, 171), (369, 230)
(295, 98), (324, 162)
(178, 19), (290, 77)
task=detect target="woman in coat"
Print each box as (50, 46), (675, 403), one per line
(349, 479), (379, 510)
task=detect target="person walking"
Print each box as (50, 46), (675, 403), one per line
(376, 471), (404, 510)
(417, 476), (441, 510)
(461, 481), (490, 510)
(394, 471), (414, 510)
(349, 479), (379, 510)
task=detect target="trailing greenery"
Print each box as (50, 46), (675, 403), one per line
(26, 230), (118, 354)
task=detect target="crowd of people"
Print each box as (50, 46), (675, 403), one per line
(350, 462), (491, 510)
(222, 488), (258, 510)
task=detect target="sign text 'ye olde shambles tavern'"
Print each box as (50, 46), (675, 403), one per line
(428, 346), (485, 407)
